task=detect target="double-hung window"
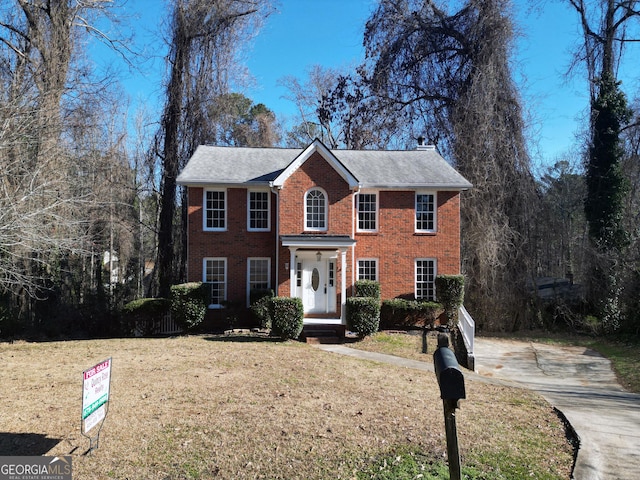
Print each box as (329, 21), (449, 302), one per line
(415, 259), (436, 301)
(305, 188), (327, 231)
(248, 190), (270, 231)
(357, 259), (378, 281)
(204, 189), (226, 231)
(356, 192), (378, 232)
(415, 192), (436, 232)
(203, 258), (226, 307)
(248, 258), (270, 292)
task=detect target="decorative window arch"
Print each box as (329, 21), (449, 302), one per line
(305, 188), (327, 231)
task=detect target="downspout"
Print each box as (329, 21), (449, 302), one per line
(271, 185), (280, 293)
(349, 186), (361, 322)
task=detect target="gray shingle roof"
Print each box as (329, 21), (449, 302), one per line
(177, 142), (472, 190)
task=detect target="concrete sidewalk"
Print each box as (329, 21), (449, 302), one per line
(316, 339), (640, 480)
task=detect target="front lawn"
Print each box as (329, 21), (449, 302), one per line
(0, 335), (573, 479)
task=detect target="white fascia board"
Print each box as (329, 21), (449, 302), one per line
(271, 139), (359, 189)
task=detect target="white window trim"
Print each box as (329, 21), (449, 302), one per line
(415, 191), (437, 233)
(305, 187), (328, 232)
(415, 258), (437, 301)
(246, 257), (271, 307)
(247, 189), (271, 232)
(356, 190), (379, 232)
(203, 189), (227, 232)
(203, 257), (227, 308)
(357, 258), (379, 281)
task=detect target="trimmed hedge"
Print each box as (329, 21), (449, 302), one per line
(249, 289), (275, 329)
(380, 299), (442, 329)
(121, 298), (171, 336)
(347, 296), (380, 338)
(270, 297), (304, 340)
(170, 282), (207, 331)
(435, 275), (465, 325)
(354, 280), (381, 299)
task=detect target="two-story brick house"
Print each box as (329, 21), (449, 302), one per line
(177, 138), (471, 333)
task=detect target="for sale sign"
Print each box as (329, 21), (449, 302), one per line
(82, 358), (111, 433)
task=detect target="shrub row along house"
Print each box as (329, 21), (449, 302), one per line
(177, 138), (472, 335)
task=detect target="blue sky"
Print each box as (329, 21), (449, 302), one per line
(113, 0), (639, 170)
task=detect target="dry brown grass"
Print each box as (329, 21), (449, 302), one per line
(0, 334), (573, 479)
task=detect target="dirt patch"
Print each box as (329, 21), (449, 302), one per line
(0, 335), (573, 479)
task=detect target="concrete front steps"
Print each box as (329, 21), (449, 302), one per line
(301, 324), (346, 344)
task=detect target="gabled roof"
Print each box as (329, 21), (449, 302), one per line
(177, 139), (472, 190)
(271, 139), (359, 189)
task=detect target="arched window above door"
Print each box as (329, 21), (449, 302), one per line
(305, 188), (327, 231)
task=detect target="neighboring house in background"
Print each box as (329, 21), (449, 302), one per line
(176, 138), (472, 334)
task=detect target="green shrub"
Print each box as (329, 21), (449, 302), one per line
(435, 275), (465, 325)
(121, 298), (171, 336)
(354, 280), (381, 299)
(270, 297), (303, 340)
(170, 282), (207, 331)
(249, 289), (274, 329)
(380, 298), (442, 329)
(347, 297), (380, 338)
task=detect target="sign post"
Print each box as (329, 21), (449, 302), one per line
(81, 358), (112, 454)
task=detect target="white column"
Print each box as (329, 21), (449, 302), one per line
(289, 248), (297, 297)
(340, 248), (347, 324)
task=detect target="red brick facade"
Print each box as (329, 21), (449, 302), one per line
(185, 149), (463, 322)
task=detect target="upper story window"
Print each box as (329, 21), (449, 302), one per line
(248, 190), (270, 231)
(204, 189), (226, 231)
(356, 192), (378, 232)
(416, 192), (436, 232)
(305, 188), (327, 231)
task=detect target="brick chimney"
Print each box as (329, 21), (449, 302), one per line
(416, 136), (435, 151)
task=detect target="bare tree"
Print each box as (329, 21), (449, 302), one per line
(280, 66), (344, 148)
(152, 0), (273, 298)
(0, 1), (138, 334)
(280, 65), (404, 149)
(363, 0), (538, 329)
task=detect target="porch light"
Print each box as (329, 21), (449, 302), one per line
(316, 251), (322, 261)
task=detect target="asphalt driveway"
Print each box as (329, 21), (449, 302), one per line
(474, 338), (640, 480)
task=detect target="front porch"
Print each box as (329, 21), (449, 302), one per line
(280, 235), (356, 326)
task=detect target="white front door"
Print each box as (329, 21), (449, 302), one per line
(300, 257), (336, 314)
(302, 259), (325, 313)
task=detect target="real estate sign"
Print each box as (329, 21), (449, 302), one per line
(82, 358), (111, 433)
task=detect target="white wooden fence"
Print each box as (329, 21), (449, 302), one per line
(134, 312), (182, 337)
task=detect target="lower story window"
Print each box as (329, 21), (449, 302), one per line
(416, 259), (436, 301)
(248, 258), (270, 291)
(357, 259), (378, 281)
(204, 258), (226, 307)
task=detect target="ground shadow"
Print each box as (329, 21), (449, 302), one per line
(203, 334), (283, 343)
(0, 433), (61, 456)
